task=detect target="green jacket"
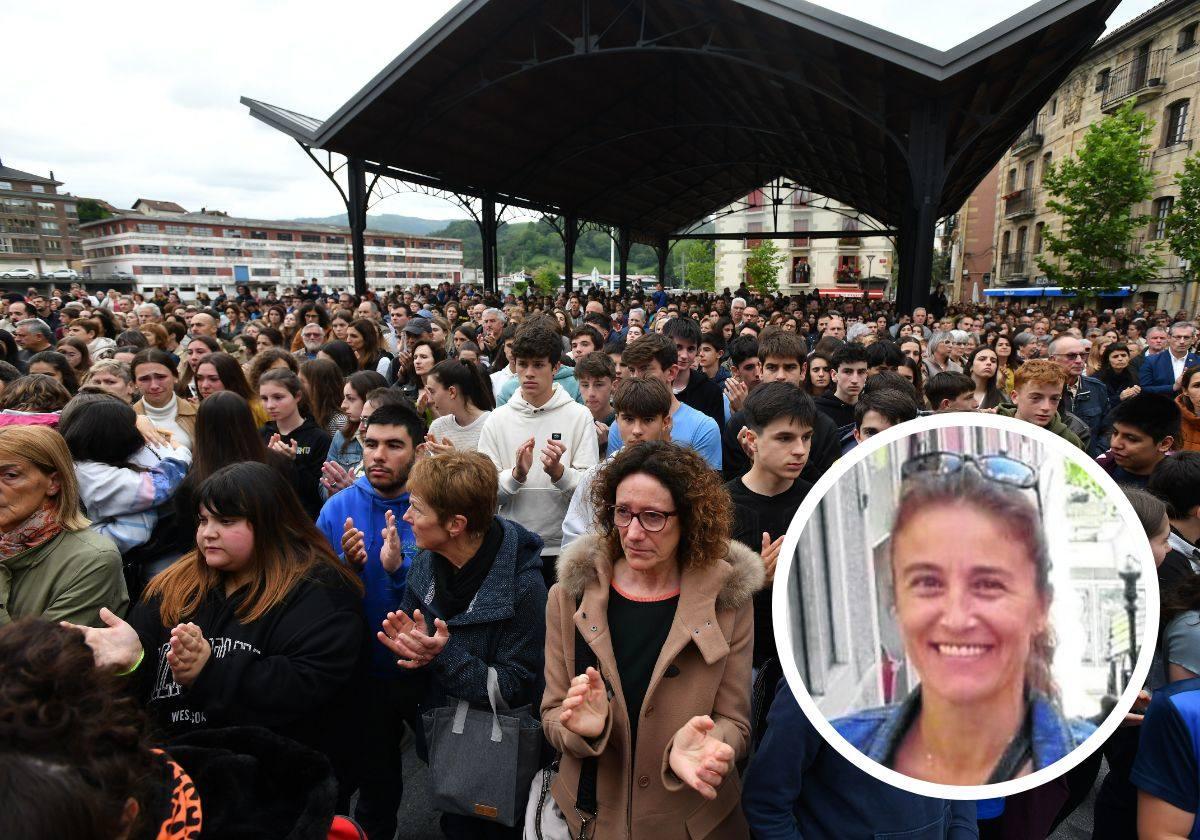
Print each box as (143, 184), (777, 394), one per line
(3, 529), (128, 627)
(995, 404), (1086, 451)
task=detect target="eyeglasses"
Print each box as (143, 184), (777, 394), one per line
(901, 451), (1038, 489)
(1053, 351), (1087, 360)
(613, 505), (678, 532)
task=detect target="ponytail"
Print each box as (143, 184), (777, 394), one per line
(429, 358), (495, 411)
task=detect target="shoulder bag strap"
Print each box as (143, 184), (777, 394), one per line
(573, 596), (599, 837)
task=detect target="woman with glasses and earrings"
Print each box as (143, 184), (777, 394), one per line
(540, 441), (761, 839)
(833, 456), (1094, 785)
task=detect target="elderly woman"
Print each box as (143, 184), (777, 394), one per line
(376, 450), (546, 840)
(833, 464), (1095, 785)
(0, 425), (127, 626)
(540, 441), (761, 839)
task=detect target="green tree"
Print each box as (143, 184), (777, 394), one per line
(532, 267), (560, 296)
(1037, 102), (1162, 293)
(510, 280), (528, 297)
(744, 239), (783, 296)
(1167, 153), (1200, 288)
(76, 198), (111, 224)
(677, 240), (716, 291)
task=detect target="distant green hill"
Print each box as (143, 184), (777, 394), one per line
(429, 219), (658, 274)
(292, 213), (463, 235)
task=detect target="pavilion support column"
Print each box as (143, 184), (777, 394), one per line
(617, 227), (632, 297)
(481, 194), (498, 295)
(347, 157), (368, 298)
(654, 237), (669, 292)
(563, 215), (578, 295)
(896, 98), (947, 316)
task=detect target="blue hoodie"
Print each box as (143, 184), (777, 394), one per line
(317, 476), (416, 677)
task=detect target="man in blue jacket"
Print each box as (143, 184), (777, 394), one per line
(1049, 335), (1110, 456)
(1140, 321), (1199, 395)
(316, 402), (425, 840)
(743, 683), (978, 839)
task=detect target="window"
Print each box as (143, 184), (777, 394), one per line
(138, 245), (160, 254)
(745, 221), (763, 248)
(37, 202), (55, 212)
(41, 221), (59, 231)
(250, 230), (268, 240)
(1096, 68), (1111, 92)
(301, 234), (321, 243)
(252, 268), (272, 277)
(64, 204), (76, 214)
(1001, 230), (1011, 255)
(1152, 196), (1174, 239)
(372, 238), (386, 246)
(141, 265), (164, 275)
(1006, 168), (1018, 191)
(137, 223), (158, 234)
(325, 235), (343, 244)
(1179, 23), (1197, 52)
(1165, 99), (1190, 146)
(0, 181), (10, 190)
(169, 266), (191, 275)
(165, 225), (187, 236)
(44, 240), (62, 253)
(1042, 151), (1053, 183)
(226, 248), (243, 257)
(276, 233), (293, 241)
(196, 266), (217, 275)
(222, 229), (242, 238)
(190, 227), (211, 236)
(195, 247), (214, 256)
(791, 188), (811, 206)
(1050, 98), (1058, 116)
(746, 189), (764, 209)
(30, 185), (45, 194)
(168, 245), (188, 256)
(1034, 222), (1045, 254)
(1023, 159), (1035, 188)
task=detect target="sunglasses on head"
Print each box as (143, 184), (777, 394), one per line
(900, 451), (1038, 489)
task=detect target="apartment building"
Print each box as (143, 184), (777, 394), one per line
(714, 182), (895, 299)
(0, 158), (83, 275)
(991, 0), (1200, 310)
(81, 209), (463, 300)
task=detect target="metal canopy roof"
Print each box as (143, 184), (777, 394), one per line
(244, 0), (1118, 305)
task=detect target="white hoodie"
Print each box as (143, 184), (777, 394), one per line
(478, 384), (598, 554)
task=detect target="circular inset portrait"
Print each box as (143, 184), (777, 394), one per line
(773, 413), (1158, 800)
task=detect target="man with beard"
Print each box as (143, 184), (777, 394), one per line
(316, 402), (426, 840)
(295, 322), (326, 362)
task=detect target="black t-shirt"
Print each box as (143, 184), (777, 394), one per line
(261, 417), (332, 520)
(725, 476), (812, 666)
(722, 405), (839, 485)
(607, 585), (678, 744)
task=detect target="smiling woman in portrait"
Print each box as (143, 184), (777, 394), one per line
(832, 461), (1095, 785)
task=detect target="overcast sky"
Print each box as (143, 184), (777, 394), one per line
(2, 0), (1159, 222)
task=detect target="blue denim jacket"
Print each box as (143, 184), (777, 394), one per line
(833, 687), (1096, 779)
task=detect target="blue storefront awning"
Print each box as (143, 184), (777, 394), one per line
(984, 286), (1133, 297)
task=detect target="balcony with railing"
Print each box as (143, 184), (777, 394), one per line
(1004, 188), (1037, 219)
(1000, 251), (1031, 279)
(1011, 114), (1046, 155)
(1102, 48), (1169, 112)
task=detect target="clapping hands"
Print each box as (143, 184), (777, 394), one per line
(377, 608), (450, 668)
(167, 622), (211, 687)
(668, 716), (735, 800)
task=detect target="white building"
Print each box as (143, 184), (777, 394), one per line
(81, 210), (463, 299)
(714, 182), (895, 301)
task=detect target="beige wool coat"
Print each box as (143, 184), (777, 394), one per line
(541, 534), (763, 840)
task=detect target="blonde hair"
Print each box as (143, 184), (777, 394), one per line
(408, 451), (498, 537)
(0, 426), (89, 530)
(84, 360), (133, 386)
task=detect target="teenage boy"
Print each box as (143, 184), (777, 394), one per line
(496, 314), (583, 405)
(603, 337), (626, 383)
(722, 330), (838, 484)
(663, 316), (724, 429)
(1097, 392), (1181, 488)
(478, 322), (599, 584)
(698, 331), (730, 385)
(1148, 452), (1200, 596)
(851, 388), (921, 447)
(724, 334), (762, 415)
(316, 402), (424, 840)
(815, 343), (868, 432)
(561, 377), (673, 547)
(996, 360), (1086, 450)
(606, 332), (722, 469)
(726, 383), (816, 661)
(574, 351), (616, 457)
(569, 325), (603, 360)
(925, 371), (977, 412)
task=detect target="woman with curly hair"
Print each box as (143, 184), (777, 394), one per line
(245, 347), (298, 392)
(0, 374), (71, 427)
(541, 441), (760, 839)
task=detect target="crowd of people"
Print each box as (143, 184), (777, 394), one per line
(0, 277), (1198, 839)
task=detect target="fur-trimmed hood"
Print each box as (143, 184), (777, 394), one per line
(555, 533), (765, 611)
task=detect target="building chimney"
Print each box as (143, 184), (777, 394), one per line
(50, 170), (55, 181)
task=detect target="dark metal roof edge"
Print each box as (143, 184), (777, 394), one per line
(314, 0), (488, 145)
(1089, 0), (1190, 54)
(937, 0), (1118, 70)
(240, 96), (321, 143)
